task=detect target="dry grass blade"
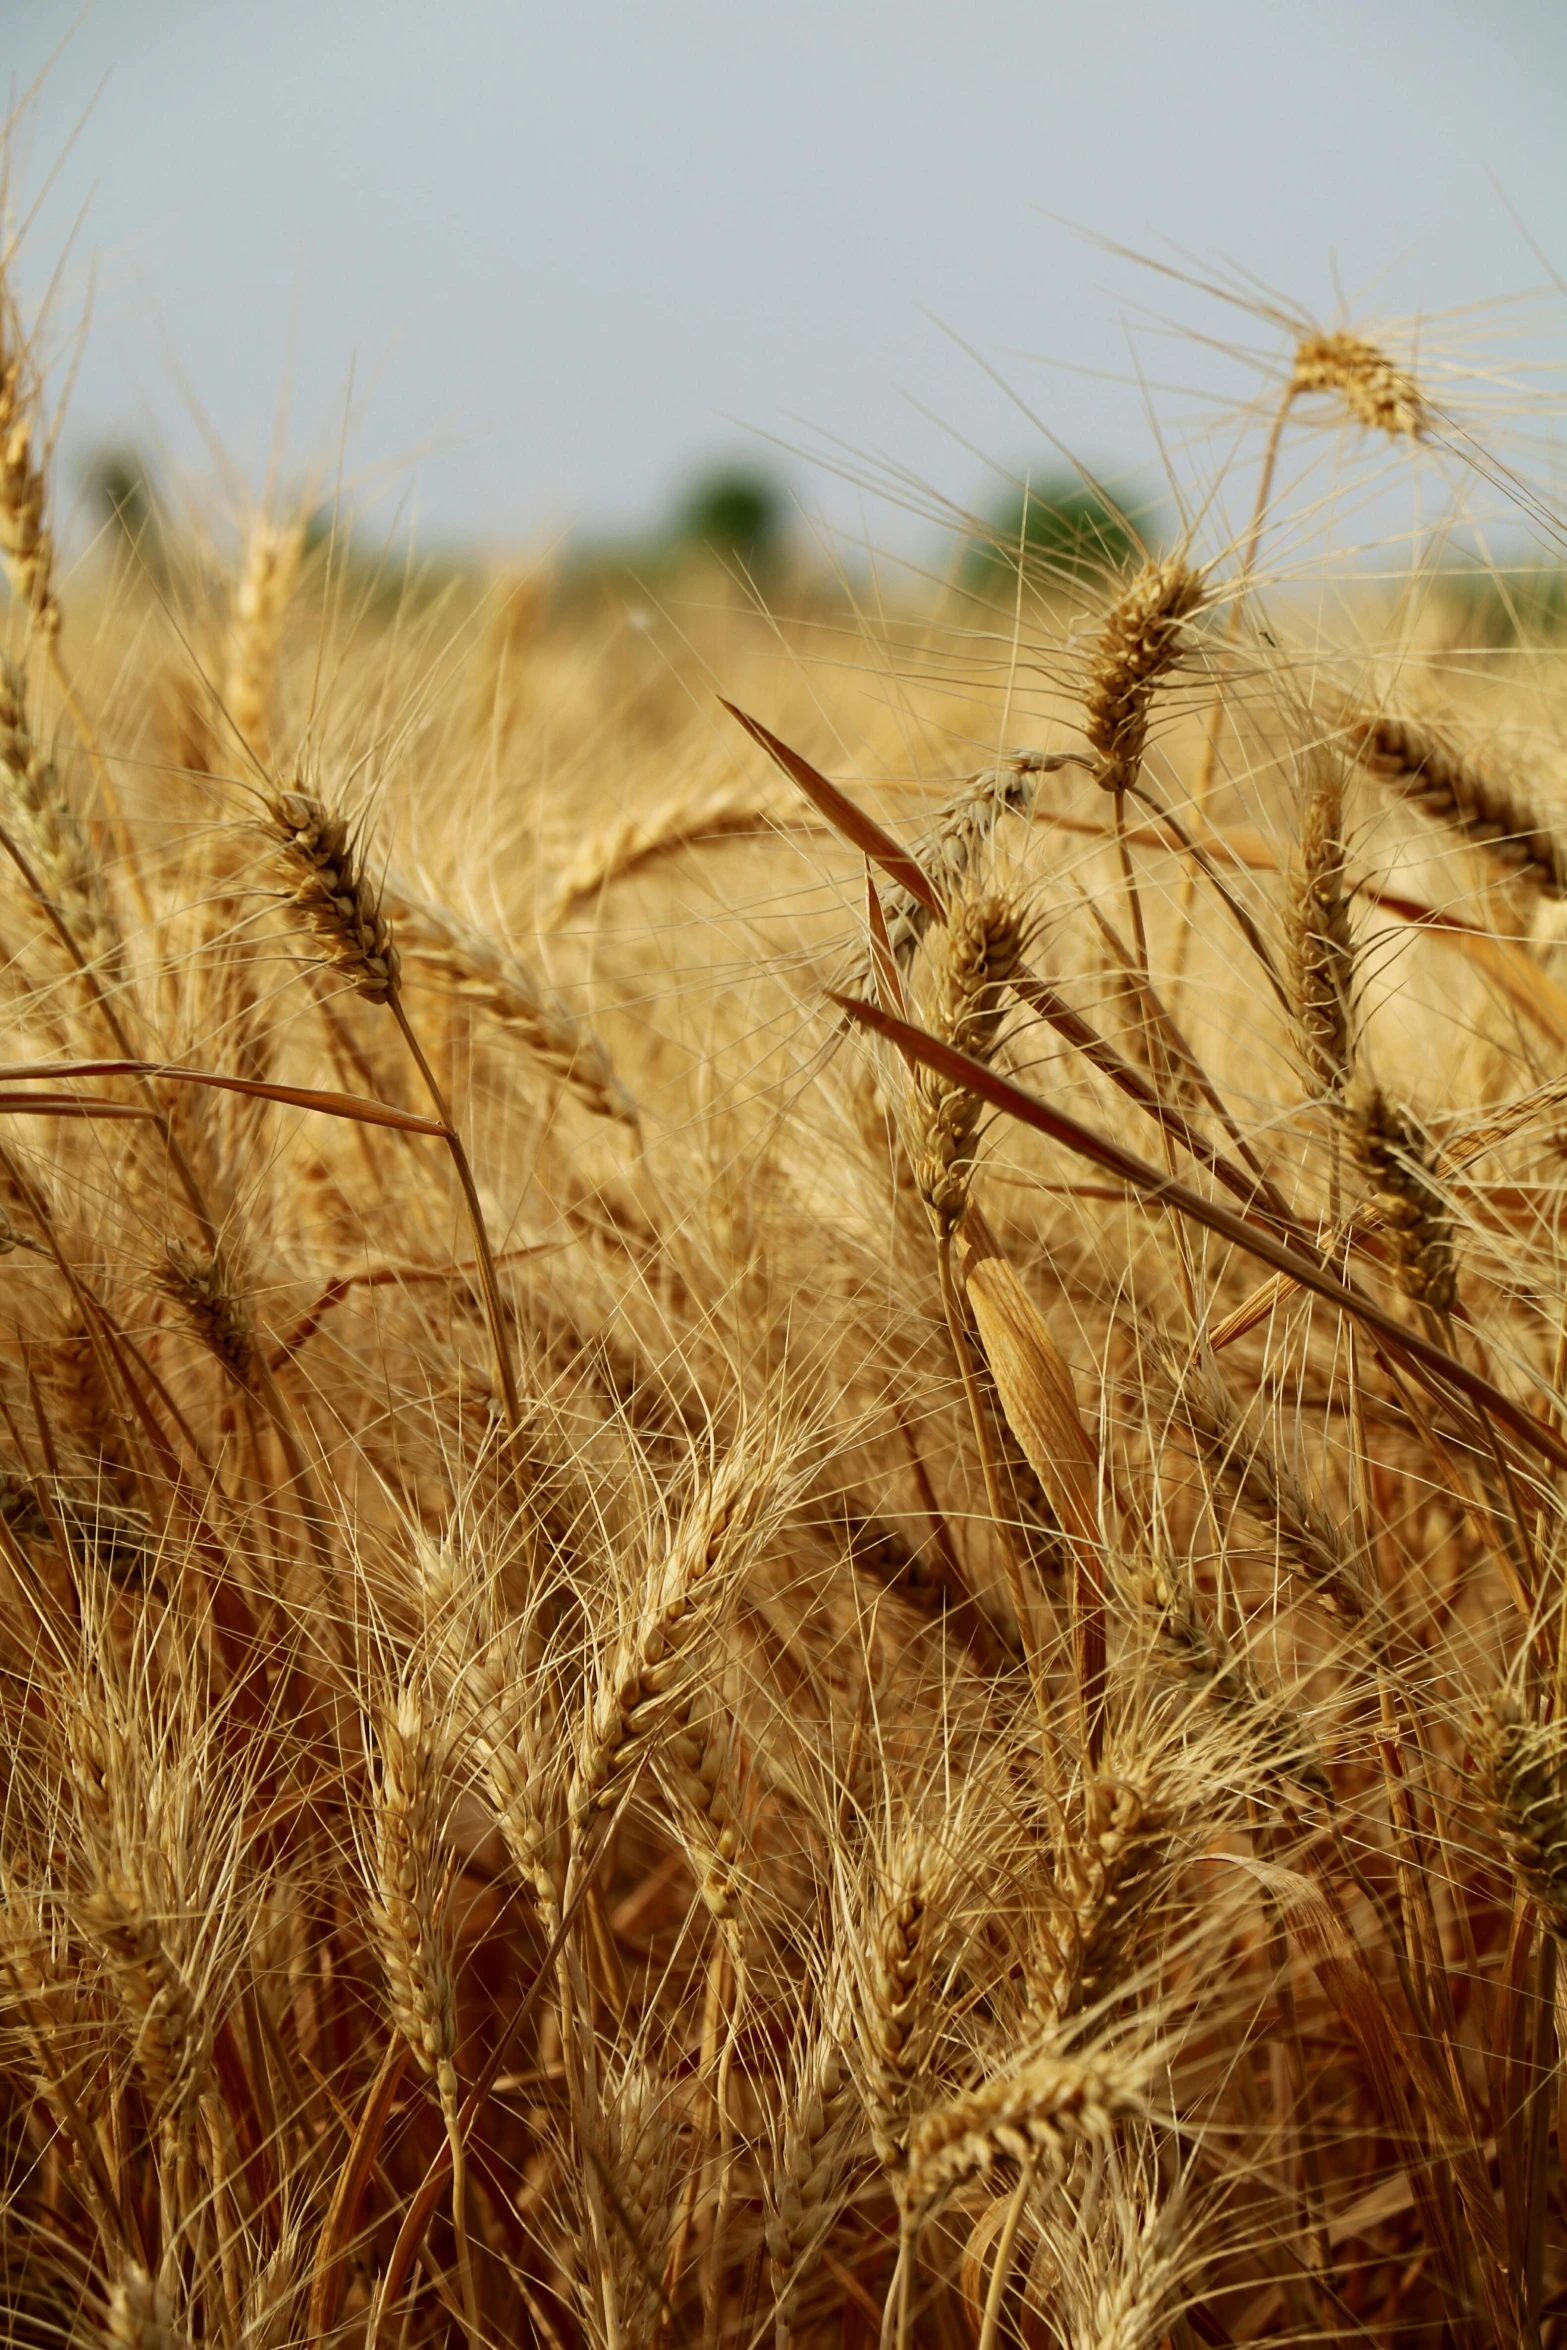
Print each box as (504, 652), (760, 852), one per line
(0, 1059), (447, 1133)
(720, 700), (944, 918)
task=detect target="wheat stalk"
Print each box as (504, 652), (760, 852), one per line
(0, 653), (124, 981)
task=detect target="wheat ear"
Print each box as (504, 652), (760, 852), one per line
(1083, 560), (1204, 799)
(365, 1683), (479, 2349)
(764, 2016), (861, 2344)
(1040, 1773), (1163, 2023)
(1195, 327), (1426, 813)
(545, 774), (795, 927)
(905, 2045), (1148, 2220)
(387, 877), (637, 1126)
(1287, 747), (1356, 1095)
(1346, 1079), (1458, 1321)
(266, 780), (520, 1425)
(907, 891), (1023, 1237)
(0, 653), (125, 981)
(1473, 1695), (1567, 1938)
(1291, 331), (1428, 440)
(0, 322), (58, 640)
(102, 2262), (179, 2350)
(1345, 707), (1567, 898)
(226, 514), (305, 763)
(569, 1429), (793, 1836)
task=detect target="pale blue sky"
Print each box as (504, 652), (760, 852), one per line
(8, 1), (1567, 556)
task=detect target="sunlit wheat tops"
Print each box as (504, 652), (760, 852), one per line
(1346, 1078), (1458, 1319)
(1345, 707), (1567, 897)
(0, 323), (56, 637)
(1473, 1695), (1567, 1939)
(0, 653), (123, 975)
(1083, 558), (1204, 795)
(266, 780), (400, 1001)
(907, 890), (1022, 1232)
(1287, 747), (1356, 1095)
(1291, 330), (1427, 440)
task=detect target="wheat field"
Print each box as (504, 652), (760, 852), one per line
(5, 242), (1567, 2350)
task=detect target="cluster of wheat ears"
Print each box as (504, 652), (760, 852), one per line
(6, 231), (1567, 2350)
